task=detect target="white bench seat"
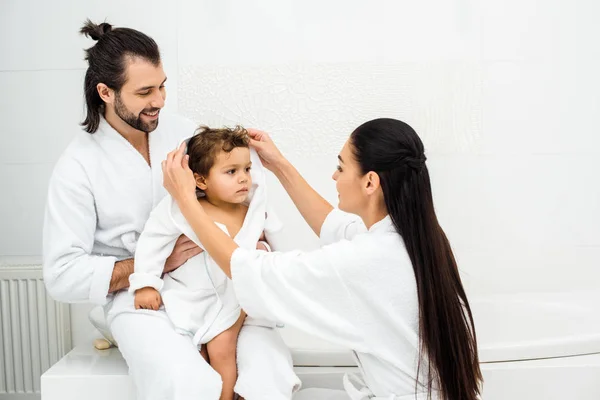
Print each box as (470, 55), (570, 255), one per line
(41, 339), (357, 400)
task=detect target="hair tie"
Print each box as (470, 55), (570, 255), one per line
(405, 154), (426, 172)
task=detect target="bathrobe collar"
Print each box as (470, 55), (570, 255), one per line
(368, 215), (395, 234)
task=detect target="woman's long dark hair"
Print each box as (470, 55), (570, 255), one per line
(351, 118), (482, 400)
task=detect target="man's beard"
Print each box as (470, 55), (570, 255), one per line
(114, 92), (160, 133)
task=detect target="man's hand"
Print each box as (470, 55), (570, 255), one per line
(256, 231), (270, 252)
(164, 234), (204, 274)
(134, 287), (162, 310)
(109, 258), (135, 293)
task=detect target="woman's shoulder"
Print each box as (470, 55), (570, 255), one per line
(320, 209), (367, 245)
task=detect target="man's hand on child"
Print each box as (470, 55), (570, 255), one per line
(164, 234), (204, 273)
(134, 287), (162, 310)
(256, 231), (271, 251)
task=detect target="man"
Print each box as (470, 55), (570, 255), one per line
(43, 20), (299, 400)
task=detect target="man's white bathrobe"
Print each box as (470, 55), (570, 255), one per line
(43, 113), (194, 306)
(230, 209), (440, 400)
(43, 115), (299, 400)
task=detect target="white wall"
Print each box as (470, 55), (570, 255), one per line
(1, 0), (599, 348)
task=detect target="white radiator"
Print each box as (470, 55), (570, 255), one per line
(0, 265), (71, 399)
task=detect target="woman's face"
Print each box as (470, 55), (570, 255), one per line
(332, 140), (366, 214)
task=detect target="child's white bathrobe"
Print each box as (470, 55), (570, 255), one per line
(127, 148), (279, 345)
(126, 144), (301, 398)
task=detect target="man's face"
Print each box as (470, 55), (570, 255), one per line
(113, 57), (167, 133)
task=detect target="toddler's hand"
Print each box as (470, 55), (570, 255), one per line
(134, 287), (162, 310)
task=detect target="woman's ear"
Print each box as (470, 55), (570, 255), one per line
(364, 171), (381, 195)
(194, 173), (207, 190)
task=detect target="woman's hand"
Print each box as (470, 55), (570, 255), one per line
(247, 128), (287, 172)
(162, 142), (197, 207)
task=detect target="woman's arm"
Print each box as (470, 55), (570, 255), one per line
(165, 158), (367, 350)
(177, 199), (238, 278)
(270, 158), (333, 236)
(247, 129), (333, 236)
(229, 242), (366, 352)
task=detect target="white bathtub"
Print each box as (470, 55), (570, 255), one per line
(475, 290), (600, 399)
(288, 290), (600, 399)
(42, 290), (600, 400)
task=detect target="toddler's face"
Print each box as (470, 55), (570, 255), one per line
(199, 147), (252, 204)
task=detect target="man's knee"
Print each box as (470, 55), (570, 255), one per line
(111, 314), (223, 398)
(169, 361), (223, 394)
(124, 353), (223, 400)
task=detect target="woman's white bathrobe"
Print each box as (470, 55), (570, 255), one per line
(230, 209), (439, 400)
(43, 115), (299, 400)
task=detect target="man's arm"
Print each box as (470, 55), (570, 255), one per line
(100, 236), (204, 294)
(109, 259), (134, 293)
(43, 157), (116, 305)
(43, 156), (204, 303)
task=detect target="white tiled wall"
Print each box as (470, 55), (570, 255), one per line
(1, 0), (599, 347)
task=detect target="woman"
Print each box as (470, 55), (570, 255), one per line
(162, 118), (482, 400)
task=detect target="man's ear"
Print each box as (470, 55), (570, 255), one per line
(194, 173), (207, 190)
(97, 83), (115, 105)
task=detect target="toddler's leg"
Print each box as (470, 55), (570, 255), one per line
(207, 312), (246, 400)
(200, 344), (210, 363)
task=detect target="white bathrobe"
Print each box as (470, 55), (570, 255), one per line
(127, 147), (281, 345)
(231, 209), (439, 400)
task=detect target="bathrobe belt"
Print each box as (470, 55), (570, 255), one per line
(343, 373), (434, 400)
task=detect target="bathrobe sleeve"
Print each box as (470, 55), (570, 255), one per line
(129, 199), (181, 293)
(43, 157), (116, 305)
(319, 208), (367, 245)
(231, 238), (368, 351)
